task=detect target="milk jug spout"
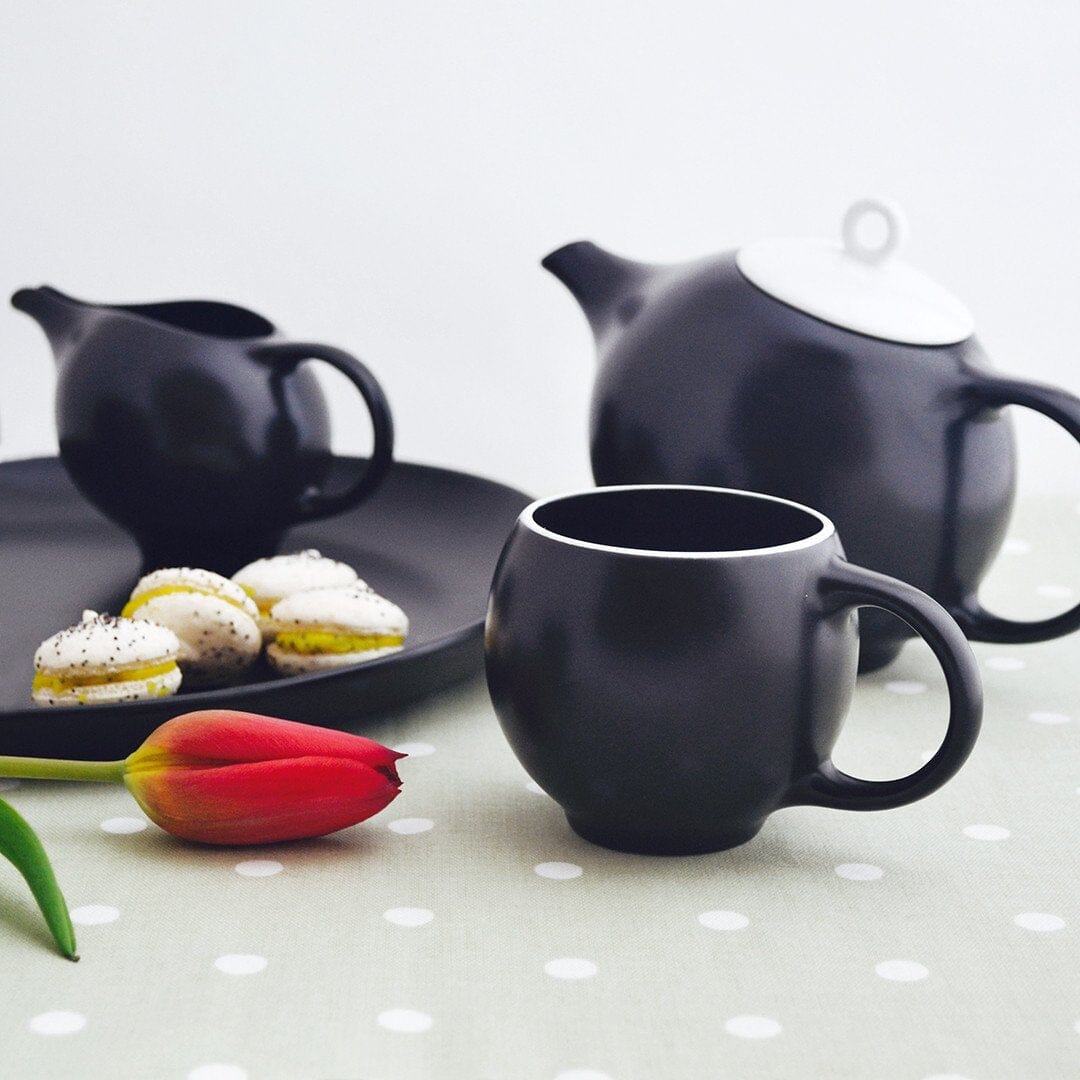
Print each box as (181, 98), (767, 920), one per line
(11, 286), (91, 357)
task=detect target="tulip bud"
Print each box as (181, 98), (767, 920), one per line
(0, 710), (405, 846)
(123, 710), (405, 844)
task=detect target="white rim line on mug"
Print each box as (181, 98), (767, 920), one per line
(520, 485), (835, 560)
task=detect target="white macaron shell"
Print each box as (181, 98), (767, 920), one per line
(34, 612), (180, 673)
(270, 584), (408, 636)
(232, 550), (359, 604)
(128, 592), (261, 688)
(32, 665), (183, 707)
(129, 567), (259, 620)
(265, 641), (403, 676)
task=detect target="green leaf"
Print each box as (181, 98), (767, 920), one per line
(0, 796), (78, 960)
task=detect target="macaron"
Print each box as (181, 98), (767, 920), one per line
(266, 583), (408, 675)
(121, 567), (262, 689)
(32, 610), (182, 707)
(232, 549), (360, 639)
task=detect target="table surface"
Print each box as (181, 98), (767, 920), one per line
(1, 498), (1077, 1080)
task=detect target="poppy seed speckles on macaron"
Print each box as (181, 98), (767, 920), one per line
(121, 568), (261, 690)
(32, 611), (182, 707)
(266, 584), (408, 675)
(231, 550), (361, 640)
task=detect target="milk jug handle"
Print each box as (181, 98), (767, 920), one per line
(255, 341), (394, 521)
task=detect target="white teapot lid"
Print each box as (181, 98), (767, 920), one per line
(734, 198), (975, 345)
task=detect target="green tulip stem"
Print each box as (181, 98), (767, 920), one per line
(0, 756), (126, 783)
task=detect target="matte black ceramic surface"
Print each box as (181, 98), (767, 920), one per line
(0, 456), (530, 759)
(543, 243), (1080, 671)
(486, 486), (982, 855)
(11, 286), (394, 575)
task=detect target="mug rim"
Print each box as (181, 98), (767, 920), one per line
(520, 484), (836, 559)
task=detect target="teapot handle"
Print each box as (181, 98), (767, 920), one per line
(255, 341), (394, 521)
(952, 373), (1080, 643)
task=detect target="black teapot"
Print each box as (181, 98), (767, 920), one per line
(12, 286), (393, 575)
(543, 199), (1080, 671)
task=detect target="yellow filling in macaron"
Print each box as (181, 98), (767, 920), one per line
(32, 660), (179, 694)
(121, 585), (251, 618)
(238, 585), (277, 617)
(274, 631), (404, 655)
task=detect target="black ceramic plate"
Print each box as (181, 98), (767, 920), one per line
(0, 456), (531, 758)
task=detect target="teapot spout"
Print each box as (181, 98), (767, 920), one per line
(11, 286), (90, 356)
(542, 241), (652, 340)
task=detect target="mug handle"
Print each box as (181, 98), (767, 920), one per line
(950, 374), (1080, 643)
(785, 558), (982, 811)
(256, 341), (394, 521)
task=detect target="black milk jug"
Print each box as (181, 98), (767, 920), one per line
(542, 198), (1080, 671)
(13, 286), (393, 575)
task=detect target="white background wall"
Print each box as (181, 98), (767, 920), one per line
(2, 0), (1078, 501)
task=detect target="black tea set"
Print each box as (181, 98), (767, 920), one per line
(6, 198), (1079, 853)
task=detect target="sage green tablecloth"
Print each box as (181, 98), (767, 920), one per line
(1, 499), (1077, 1080)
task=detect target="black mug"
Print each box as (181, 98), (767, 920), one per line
(485, 486), (983, 855)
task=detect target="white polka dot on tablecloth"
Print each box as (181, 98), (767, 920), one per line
(1002, 538), (1032, 555)
(214, 954), (268, 975)
(29, 1011), (86, 1035)
(0, 778), (19, 792)
(1014, 912), (1065, 932)
(234, 859), (283, 877)
(188, 1066), (248, 1080)
(100, 816), (147, 834)
(724, 1015), (782, 1039)
(835, 863), (883, 881)
(886, 680), (927, 696)
(70, 905), (120, 925)
(393, 741), (435, 757)
(963, 824), (1010, 841)
(1036, 583), (1073, 599)
(525, 780), (546, 795)
(875, 959), (929, 982)
(377, 1008), (432, 1033)
(384, 907), (434, 927)
(698, 910), (750, 930)
(554, 1070), (614, 1080)
(984, 656), (1025, 671)
(534, 862), (583, 880)
(1028, 710), (1070, 725)
(388, 817), (434, 835)
(544, 958), (598, 979)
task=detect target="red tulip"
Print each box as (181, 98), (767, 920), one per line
(123, 710), (405, 844)
(0, 710), (405, 846)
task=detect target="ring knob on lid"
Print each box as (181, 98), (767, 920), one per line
(840, 197), (909, 265)
(734, 197), (975, 346)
